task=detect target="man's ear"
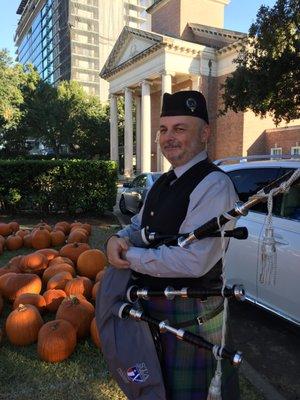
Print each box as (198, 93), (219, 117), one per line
(201, 124), (210, 143)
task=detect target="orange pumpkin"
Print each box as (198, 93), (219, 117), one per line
(3, 273), (42, 301)
(90, 317), (101, 349)
(0, 223), (12, 237)
(31, 227), (51, 249)
(92, 281), (100, 301)
(0, 293), (3, 316)
(23, 234), (32, 248)
(59, 242), (91, 263)
(5, 234), (23, 251)
(13, 293), (46, 313)
(6, 304), (43, 346)
(36, 248), (59, 262)
(19, 252), (48, 275)
(37, 319), (77, 362)
(42, 263), (76, 285)
(77, 249), (107, 280)
(48, 256), (74, 268)
(67, 230), (88, 244)
(56, 295), (94, 339)
(16, 229), (30, 239)
(65, 277), (93, 299)
(0, 272), (18, 294)
(7, 255), (24, 271)
(46, 271), (73, 291)
(95, 269), (106, 283)
(50, 230), (66, 246)
(36, 222), (52, 232)
(81, 223), (92, 236)
(8, 221), (20, 233)
(43, 289), (67, 312)
(0, 234), (6, 246)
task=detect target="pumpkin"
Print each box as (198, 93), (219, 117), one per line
(19, 252), (48, 274)
(42, 263), (76, 285)
(67, 230), (88, 244)
(13, 293), (46, 312)
(36, 248), (59, 262)
(36, 222), (52, 232)
(43, 289), (67, 312)
(6, 304), (43, 346)
(54, 221), (70, 235)
(0, 294), (3, 316)
(16, 229), (30, 239)
(8, 221), (20, 233)
(0, 235), (5, 246)
(77, 249), (107, 280)
(7, 255), (23, 271)
(56, 295), (94, 339)
(70, 221), (83, 230)
(0, 272), (18, 294)
(90, 317), (101, 349)
(31, 227), (51, 249)
(37, 319), (77, 362)
(70, 226), (89, 236)
(5, 234), (23, 251)
(92, 281), (100, 301)
(59, 242), (90, 263)
(95, 269), (106, 283)
(23, 234), (32, 248)
(50, 230), (66, 246)
(0, 223), (12, 237)
(65, 277), (93, 299)
(3, 273), (42, 301)
(46, 271), (73, 291)
(0, 243), (3, 255)
(81, 223), (92, 236)
(48, 256), (74, 268)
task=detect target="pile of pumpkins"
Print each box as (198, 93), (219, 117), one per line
(0, 220), (107, 363)
(0, 220), (92, 254)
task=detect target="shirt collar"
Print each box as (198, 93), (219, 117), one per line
(173, 151), (208, 178)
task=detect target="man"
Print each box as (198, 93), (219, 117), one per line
(105, 90), (239, 399)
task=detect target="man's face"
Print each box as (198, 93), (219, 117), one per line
(159, 115), (210, 167)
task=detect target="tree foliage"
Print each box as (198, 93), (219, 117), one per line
(0, 51), (111, 159)
(221, 0), (300, 124)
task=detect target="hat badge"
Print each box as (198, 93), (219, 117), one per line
(186, 97), (197, 112)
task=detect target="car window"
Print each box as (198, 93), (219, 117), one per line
(276, 179), (300, 220)
(227, 168), (279, 213)
(132, 175), (148, 188)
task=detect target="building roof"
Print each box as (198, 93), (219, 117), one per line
(188, 23), (246, 49)
(16, 0), (29, 15)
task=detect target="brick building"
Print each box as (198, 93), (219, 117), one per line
(101, 0), (300, 176)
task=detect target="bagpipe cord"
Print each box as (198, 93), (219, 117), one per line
(207, 216), (229, 400)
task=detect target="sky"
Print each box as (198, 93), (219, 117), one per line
(1, 0), (277, 59)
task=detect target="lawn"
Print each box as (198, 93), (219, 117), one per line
(0, 216), (265, 400)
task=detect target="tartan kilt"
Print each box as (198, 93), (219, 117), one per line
(141, 296), (240, 400)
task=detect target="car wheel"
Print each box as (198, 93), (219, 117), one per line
(119, 196), (129, 214)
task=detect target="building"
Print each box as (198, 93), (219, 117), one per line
(15, 0), (151, 101)
(101, 0), (300, 176)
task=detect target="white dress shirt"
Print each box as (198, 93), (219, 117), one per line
(117, 151), (238, 278)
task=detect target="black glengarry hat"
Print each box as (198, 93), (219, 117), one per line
(160, 90), (209, 124)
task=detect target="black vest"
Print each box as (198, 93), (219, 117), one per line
(133, 158), (226, 290)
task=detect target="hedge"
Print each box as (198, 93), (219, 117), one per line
(0, 160), (118, 215)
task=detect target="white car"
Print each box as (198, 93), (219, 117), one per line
(217, 157), (300, 326)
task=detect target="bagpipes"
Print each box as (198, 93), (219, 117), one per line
(115, 168), (300, 372)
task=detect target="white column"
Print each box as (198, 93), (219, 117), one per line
(160, 72), (172, 172)
(135, 95), (142, 174)
(124, 87), (134, 177)
(191, 75), (200, 91)
(141, 80), (151, 172)
(109, 94), (118, 163)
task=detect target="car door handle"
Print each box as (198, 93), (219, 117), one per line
(274, 235), (289, 245)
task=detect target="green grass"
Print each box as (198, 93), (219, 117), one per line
(0, 220), (264, 400)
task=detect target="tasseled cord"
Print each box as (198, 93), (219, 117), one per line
(207, 216), (231, 400)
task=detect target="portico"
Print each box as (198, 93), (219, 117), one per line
(101, 27), (211, 176)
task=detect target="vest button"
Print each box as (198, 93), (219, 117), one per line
(150, 211), (154, 216)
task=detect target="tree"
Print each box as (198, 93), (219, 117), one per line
(221, 0), (300, 124)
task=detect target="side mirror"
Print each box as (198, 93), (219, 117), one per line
(123, 182), (132, 188)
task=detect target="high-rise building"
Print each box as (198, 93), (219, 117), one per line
(15, 0), (151, 101)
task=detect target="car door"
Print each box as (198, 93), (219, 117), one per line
(126, 174), (148, 214)
(225, 167), (280, 302)
(257, 174), (300, 324)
